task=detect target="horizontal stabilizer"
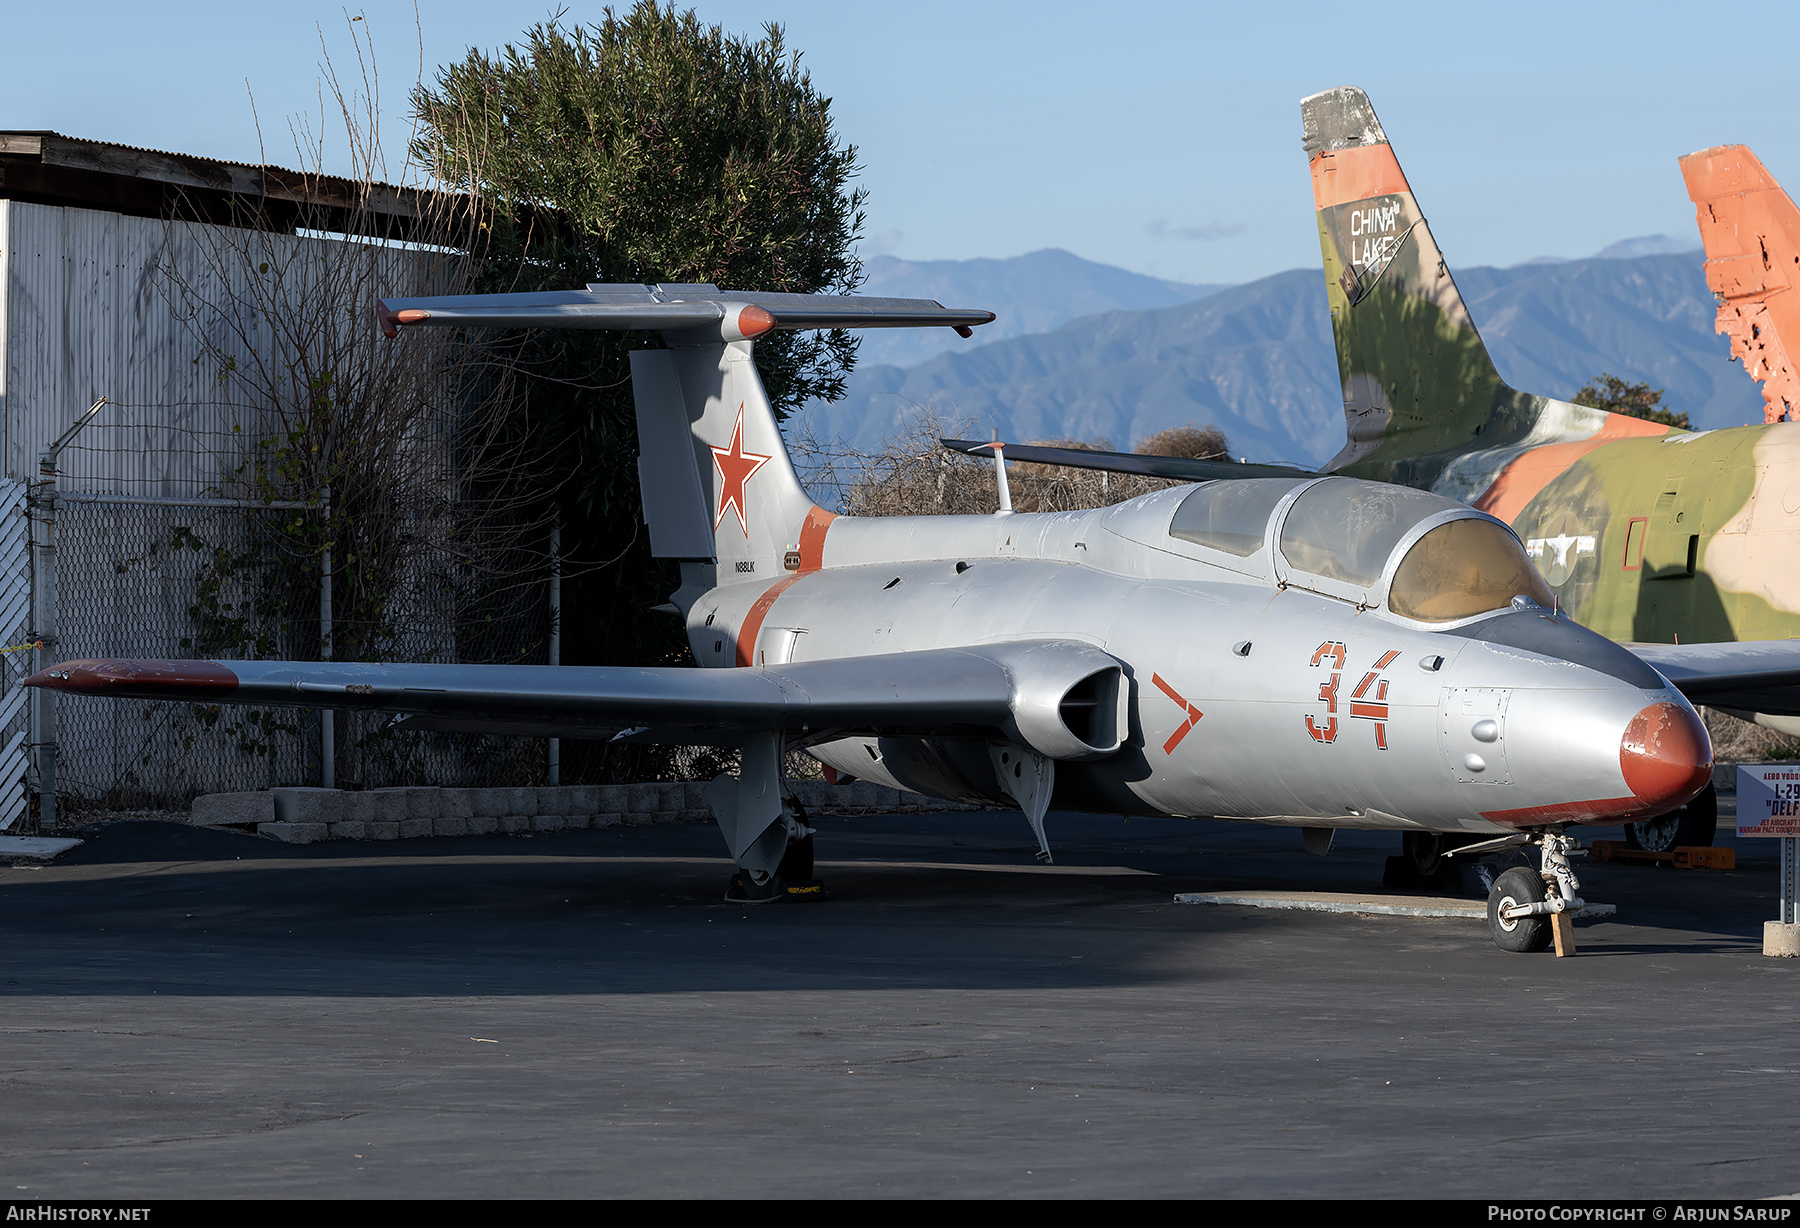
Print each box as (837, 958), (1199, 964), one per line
(939, 438), (1318, 483)
(379, 283), (995, 339)
(1629, 641), (1800, 717)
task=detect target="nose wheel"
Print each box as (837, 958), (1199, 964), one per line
(1485, 830), (1584, 954)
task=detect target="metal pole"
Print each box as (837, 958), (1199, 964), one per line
(319, 489), (333, 790)
(29, 465), (56, 833)
(1784, 836), (1797, 926)
(27, 397), (101, 832)
(547, 519), (561, 787)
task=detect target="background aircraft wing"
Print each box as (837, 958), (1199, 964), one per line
(378, 283), (995, 338)
(1630, 641), (1800, 716)
(939, 438), (1318, 482)
(23, 640), (1119, 749)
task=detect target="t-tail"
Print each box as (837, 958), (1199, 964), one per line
(1302, 86), (1669, 503)
(378, 282), (993, 607)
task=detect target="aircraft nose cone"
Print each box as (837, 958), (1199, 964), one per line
(1620, 702), (1712, 810)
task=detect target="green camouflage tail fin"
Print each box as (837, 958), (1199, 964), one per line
(1301, 86), (1663, 495)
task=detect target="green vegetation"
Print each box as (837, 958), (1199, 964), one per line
(1573, 373), (1691, 429)
(410, 3), (867, 775)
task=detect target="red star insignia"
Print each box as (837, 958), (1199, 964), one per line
(709, 402), (772, 536)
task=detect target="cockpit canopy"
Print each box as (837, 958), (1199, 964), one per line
(1168, 476), (1552, 624)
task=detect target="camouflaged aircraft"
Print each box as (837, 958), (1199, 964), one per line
(25, 279), (1800, 953)
(951, 87), (1800, 856)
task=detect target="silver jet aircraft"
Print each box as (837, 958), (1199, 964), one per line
(27, 282), (1796, 952)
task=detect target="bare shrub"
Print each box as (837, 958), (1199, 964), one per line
(808, 406), (1232, 517)
(1701, 707), (1800, 763)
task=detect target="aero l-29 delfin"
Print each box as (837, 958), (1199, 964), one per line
(20, 276), (1795, 951)
(963, 87), (1800, 856)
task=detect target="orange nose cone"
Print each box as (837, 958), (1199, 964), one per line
(1620, 702), (1712, 809)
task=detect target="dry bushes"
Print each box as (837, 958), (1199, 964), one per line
(804, 408), (1232, 518)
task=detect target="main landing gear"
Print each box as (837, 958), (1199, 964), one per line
(1624, 783), (1718, 854)
(712, 733), (827, 905)
(1486, 829), (1585, 955)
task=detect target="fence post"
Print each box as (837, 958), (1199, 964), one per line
(547, 518), (561, 787)
(28, 398), (105, 830)
(28, 463), (55, 832)
(320, 489), (333, 790)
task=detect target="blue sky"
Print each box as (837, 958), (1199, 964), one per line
(5, 1), (1797, 285)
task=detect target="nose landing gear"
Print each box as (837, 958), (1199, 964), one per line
(1486, 829), (1585, 954)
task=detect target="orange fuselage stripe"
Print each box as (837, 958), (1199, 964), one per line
(1471, 414), (1669, 525)
(735, 574), (802, 668)
(798, 506), (836, 573)
(1310, 143), (1412, 210)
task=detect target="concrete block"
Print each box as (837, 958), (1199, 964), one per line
(439, 789), (475, 820)
(375, 787), (439, 820)
(678, 809), (712, 825)
(560, 813), (591, 830)
(498, 814), (532, 834)
(598, 785), (629, 814)
(328, 820), (367, 841)
(397, 818), (433, 839)
(569, 784), (599, 815)
(684, 782), (712, 812)
(627, 784), (662, 816)
(506, 787), (540, 817)
(272, 787), (342, 824)
(472, 787), (511, 818)
(259, 821), (328, 844)
(788, 781), (827, 811)
(433, 816), (468, 838)
(537, 786), (571, 815)
(594, 812), (623, 828)
(342, 792), (378, 823)
(365, 820), (400, 841)
(622, 811), (658, 826)
(531, 814), (566, 832)
(1767, 922), (1800, 957)
(191, 792), (275, 827)
(465, 815), (498, 836)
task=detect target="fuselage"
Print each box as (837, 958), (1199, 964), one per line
(1393, 417), (1800, 647)
(683, 480), (1712, 835)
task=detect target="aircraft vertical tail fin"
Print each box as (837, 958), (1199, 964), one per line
(1301, 87), (1650, 497)
(631, 336), (824, 582)
(1680, 145), (1800, 423)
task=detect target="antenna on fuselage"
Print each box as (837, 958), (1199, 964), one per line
(974, 434), (1013, 516)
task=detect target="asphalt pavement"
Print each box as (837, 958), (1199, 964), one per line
(0, 801), (1792, 1199)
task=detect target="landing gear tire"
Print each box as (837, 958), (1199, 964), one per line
(1488, 866), (1552, 953)
(723, 833), (823, 904)
(1625, 783), (1718, 853)
(777, 832), (815, 881)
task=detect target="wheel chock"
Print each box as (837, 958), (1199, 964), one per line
(1551, 908), (1577, 957)
(1587, 841), (1735, 870)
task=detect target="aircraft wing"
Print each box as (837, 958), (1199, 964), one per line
(1629, 641), (1800, 717)
(939, 438), (1318, 483)
(378, 283), (995, 338)
(22, 640), (1121, 751)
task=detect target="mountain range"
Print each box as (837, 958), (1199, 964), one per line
(802, 242), (1759, 469)
(854, 249), (1225, 368)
